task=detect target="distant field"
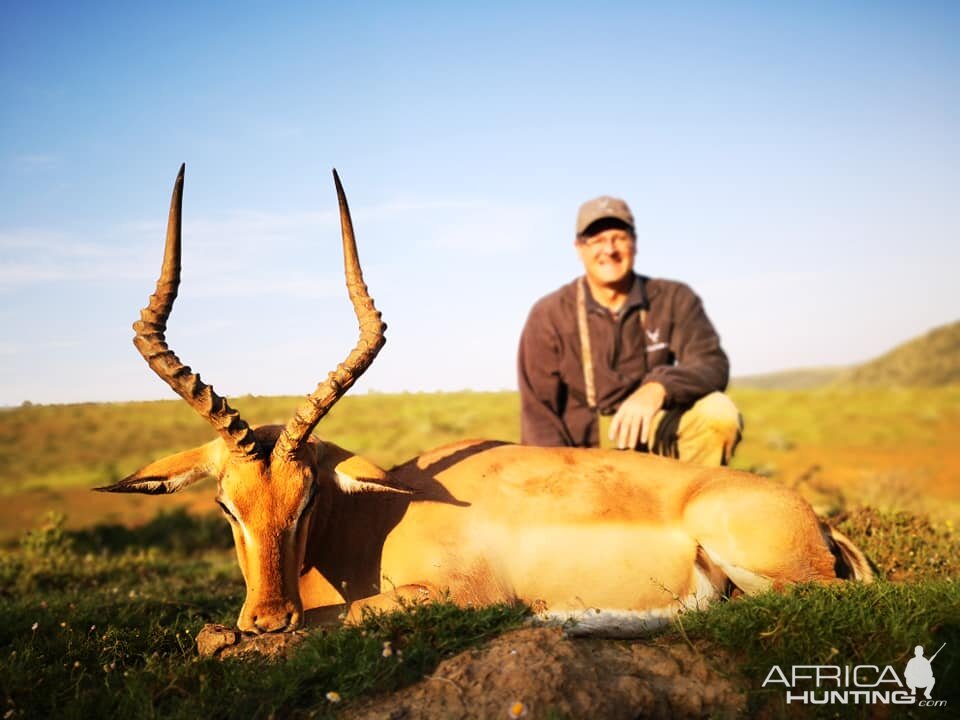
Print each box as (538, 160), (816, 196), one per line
(728, 384), (960, 520)
(2, 384), (959, 538)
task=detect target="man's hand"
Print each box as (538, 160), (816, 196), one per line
(609, 382), (666, 450)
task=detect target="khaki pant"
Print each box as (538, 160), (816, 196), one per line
(598, 391), (743, 468)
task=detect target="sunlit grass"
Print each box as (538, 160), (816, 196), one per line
(675, 581), (960, 716)
(0, 513), (528, 719)
(1, 510), (957, 718)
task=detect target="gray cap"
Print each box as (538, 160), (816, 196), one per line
(576, 195), (634, 236)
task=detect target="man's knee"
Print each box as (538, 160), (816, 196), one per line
(677, 392), (743, 467)
(689, 392), (742, 437)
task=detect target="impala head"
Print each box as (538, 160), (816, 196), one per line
(97, 166), (394, 633)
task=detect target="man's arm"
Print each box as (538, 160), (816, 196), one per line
(645, 284), (729, 406)
(608, 380), (666, 450)
(609, 285), (726, 450)
(517, 303), (575, 446)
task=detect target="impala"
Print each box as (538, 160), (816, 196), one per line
(98, 166), (873, 636)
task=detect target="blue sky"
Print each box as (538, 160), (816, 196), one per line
(1, 1), (957, 405)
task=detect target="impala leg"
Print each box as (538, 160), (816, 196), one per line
(344, 583), (445, 623)
(684, 480), (839, 591)
(299, 583), (445, 628)
(302, 603), (349, 628)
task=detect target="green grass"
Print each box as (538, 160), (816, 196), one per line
(3, 386), (959, 715)
(675, 582), (959, 716)
(1, 509), (957, 718)
(0, 512), (529, 719)
(842, 319), (960, 388)
(730, 384), (960, 450)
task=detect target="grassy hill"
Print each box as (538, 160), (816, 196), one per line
(840, 319), (960, 387)
(730, 366), (845, 390)
(733, 319), (960, 390)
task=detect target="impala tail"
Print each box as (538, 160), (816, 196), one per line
(822, 524), (876, 583)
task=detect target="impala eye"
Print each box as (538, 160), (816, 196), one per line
(216, 499), (237, 522)
(300, 488), (318, 519)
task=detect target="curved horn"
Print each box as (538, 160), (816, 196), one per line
(133, 165), (261, 459)
(273, 169), (387, 460)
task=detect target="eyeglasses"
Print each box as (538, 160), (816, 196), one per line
(578, 232), (634, 249)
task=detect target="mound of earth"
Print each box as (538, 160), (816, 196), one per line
(343, 627), (745, 719)
(197, 624), (746, 718)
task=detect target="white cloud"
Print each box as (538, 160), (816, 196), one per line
(0, 195), (526, 293)
(0, 228), (147, 289)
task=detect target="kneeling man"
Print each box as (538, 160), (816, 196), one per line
(517, 194), (742, 467)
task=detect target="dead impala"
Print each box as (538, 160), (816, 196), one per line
(98, 166), (873, 636)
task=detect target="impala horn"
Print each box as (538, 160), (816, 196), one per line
(272, 169), (387, 461)
(133, 165), (262, 459)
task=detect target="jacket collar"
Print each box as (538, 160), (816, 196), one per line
(582, 273), (648, 316)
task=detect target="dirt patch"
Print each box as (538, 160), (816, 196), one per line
(343, 627), (745, 720)
(741, 433), (960, 520)
(196, 623), (311, 660)
(194, 624), (746, 718)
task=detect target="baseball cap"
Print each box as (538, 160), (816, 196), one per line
(576, 196), (635, 237)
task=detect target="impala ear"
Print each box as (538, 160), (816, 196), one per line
(95, 445), (216, 495)
(332, 454), (413, 496)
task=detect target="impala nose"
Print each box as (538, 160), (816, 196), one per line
(252, 612), (290, 634)
(251, 609), (299, 634)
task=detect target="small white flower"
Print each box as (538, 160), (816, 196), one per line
(31, 622), (38, 632)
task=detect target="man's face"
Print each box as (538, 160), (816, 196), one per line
(575, 227), (636, 288)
